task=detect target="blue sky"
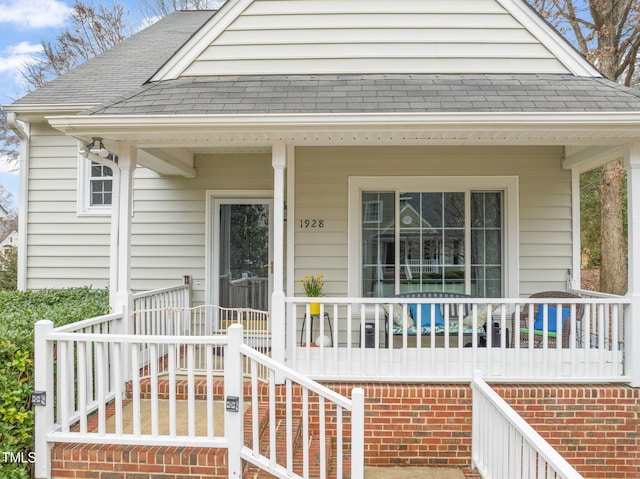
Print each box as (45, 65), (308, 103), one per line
(0, 0), (150, 208)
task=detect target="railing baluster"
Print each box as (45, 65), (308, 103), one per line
(131, 342), (141, 436)
(150, 343), (159, 437)
(302, 388), (310, 479)
(113, 343), (123, 436)
(77, 341), (87, 434)
(269, 368), (276, 467)
(286, 378), (293, 473)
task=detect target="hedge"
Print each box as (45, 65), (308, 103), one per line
(0, 288), (109, 479)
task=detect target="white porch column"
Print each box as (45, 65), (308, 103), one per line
(112, 145), (137, 325)
(625, 142), (640, 387)
(271, 143), (287, 371)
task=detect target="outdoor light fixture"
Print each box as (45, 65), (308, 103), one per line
(79, 137), (110, 158)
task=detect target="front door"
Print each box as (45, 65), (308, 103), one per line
(213, 199), (273, 311)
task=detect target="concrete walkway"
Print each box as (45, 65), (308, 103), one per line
(365, 466), (466, 479)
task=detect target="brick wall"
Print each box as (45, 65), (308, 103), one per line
(50, 383), (639, 478)
(51, 443), (227, 478)
(494, 384), (640, 479)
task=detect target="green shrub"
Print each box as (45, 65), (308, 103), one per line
(0, 248), (17, 291)
(0, 288), (109, 479)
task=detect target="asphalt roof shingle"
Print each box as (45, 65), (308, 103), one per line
(10, 9), (640, 115)
(87, 74), (640, 115)
(11, 10), (216, 106)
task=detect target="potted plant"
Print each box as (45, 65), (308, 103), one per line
(300, 274), (324, 315)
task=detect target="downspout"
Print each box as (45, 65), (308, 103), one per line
(7, 112), (29, 291)
(83, 150), (121, 309)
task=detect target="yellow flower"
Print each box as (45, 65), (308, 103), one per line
(300, 274), (324, 297)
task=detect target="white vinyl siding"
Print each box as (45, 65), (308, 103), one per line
(294, 146), (572, 298)
(182, 0), (569, 76)
(130, 153), (273, 304)
(26, 125), (111, 289)
(26, 133), (571, 301)
(26, 130), (273, 301)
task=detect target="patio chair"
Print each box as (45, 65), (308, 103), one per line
(511, 291), (584, 348)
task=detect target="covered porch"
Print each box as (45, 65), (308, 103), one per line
(46, 106), (640, 388)
(36, 281), (617, 478)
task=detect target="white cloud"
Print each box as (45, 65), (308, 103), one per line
(0, 42), (42, 71)
(0, 0), (71, 29)
(0, 42), (43, 100)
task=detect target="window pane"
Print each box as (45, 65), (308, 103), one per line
(362, 192), (395, 297)
(89, 161), (114, 207)
(398, 192), (465, 293)
(421, 193), (442, 227)
(361, 188), (504, 297)
(91, 162), (113, 178)
(444, 192), (465, 227)
(470, 192), (503, 297)
(90, 179), (112, 206)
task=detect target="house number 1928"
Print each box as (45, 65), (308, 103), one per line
(299, 219), (325, 229)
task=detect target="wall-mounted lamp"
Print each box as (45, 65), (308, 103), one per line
(79, 137), (110, 158)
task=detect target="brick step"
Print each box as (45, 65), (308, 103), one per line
(291, 431), (334, 478)
(244, 416), (304, 478)
(242, 400), (338, 479)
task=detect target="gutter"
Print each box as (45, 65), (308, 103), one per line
(6, 112), (29, 291)
(46, 111), (640, 131)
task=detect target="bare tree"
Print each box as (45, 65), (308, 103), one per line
(0, 109), (20, 165)
(22, 1), (131, 90)
(530, 0), (640, 294)
(2, 1), (132, 174)
(138, 0), (226, 18)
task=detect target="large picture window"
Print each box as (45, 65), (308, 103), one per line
(350, 177), (518, 298)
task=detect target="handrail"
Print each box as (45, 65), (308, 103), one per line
(227, 325), (364, 479)
(471, 371), (583, 479)
(286, 296), (631, 304)
(52, 313), (123, 333)
(569, 288), (628, 299)
(240, 343), (353, 410)
(132, 282), (191, 300)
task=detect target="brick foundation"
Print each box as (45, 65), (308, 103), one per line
(494, 384), (640, 479)
(50, 383), (639, 478)
(51, 443), (228, 478)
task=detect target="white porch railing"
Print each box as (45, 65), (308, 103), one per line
(471, 371), (583, 478)
(33, 320), (362, 479)
(285, 295), (629, 382)
(135, 304), (271, 380)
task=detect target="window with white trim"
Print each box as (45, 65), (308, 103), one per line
(77, 153), (117, 215)
(350, 177), (518, 298)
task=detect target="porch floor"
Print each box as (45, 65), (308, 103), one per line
(101, 399), (248, 436)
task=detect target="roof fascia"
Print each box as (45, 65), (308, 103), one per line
(47, 111), (640, 133)
(4, 103), (97, 122)
(151, 0), (253, 81)
(495, 0), (600, 77)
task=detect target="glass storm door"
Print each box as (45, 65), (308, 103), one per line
(214, 200), (273, 311)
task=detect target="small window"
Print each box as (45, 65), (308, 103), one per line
(89, 162), (113, 207)
(77, 150), (117, 216)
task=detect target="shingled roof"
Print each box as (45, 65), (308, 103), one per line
(11, 10), (216, 107)
(11, 8), (640, 116)
(86, 74), (640, 115)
